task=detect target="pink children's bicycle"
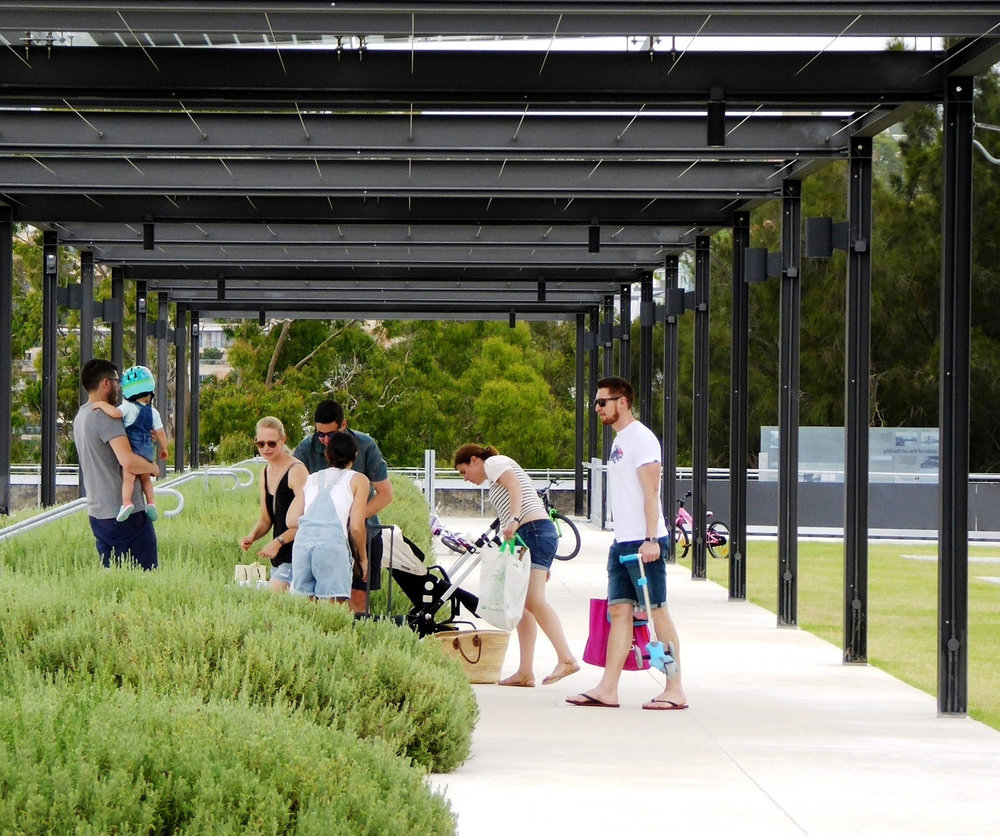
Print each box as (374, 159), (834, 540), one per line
(674, 490), (730, 559)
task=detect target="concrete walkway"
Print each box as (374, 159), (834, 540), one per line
(427, 516), (1000, 836)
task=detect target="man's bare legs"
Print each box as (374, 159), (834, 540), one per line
(566, 601), (632, 706)
(644, 604), (687, 708)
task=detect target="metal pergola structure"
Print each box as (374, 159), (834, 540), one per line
(2, 2), (999, 715)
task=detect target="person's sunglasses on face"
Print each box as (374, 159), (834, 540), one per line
(255, 439), (278, 449)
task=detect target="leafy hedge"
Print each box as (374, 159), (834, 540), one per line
(0, 678), (454, 835)
(0, 571), (477, 773)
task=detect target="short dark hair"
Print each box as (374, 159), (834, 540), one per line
(314, 399), (344, 425)
(325, 430), (358, 469)
(80, 358), (118, 393)
(597, 376), (634, 407)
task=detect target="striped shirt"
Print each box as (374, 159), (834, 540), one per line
(483, 455), (545, 525)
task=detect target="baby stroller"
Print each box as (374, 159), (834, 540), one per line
(382, 518), (502, 638)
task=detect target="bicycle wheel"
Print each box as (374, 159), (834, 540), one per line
(552, 512), (582, 561)
(673, 524), (691, 559)
(707, 521), (731, 559)
(439, 533), (469, 554)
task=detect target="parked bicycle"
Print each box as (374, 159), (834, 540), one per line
(537, 478), (581, 561)
(674, 490), (730, 559)
(430, 512), (500, 556)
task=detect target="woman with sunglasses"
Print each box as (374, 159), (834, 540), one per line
(240, 416), (308, 591)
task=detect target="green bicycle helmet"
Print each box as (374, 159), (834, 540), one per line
(121, 365), (155, 400)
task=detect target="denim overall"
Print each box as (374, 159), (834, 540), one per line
(291, 469), (353, 599)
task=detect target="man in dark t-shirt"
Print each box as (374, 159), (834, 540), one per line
(293, 400), (393, 613)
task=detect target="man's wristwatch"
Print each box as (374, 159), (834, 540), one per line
(644, 537), (658, 543)
(511, 516), (521, 523)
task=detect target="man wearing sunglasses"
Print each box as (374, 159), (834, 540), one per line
(73, 358), (161, 570)
(293, 399), (394, 613)
(567, 376), (688, 711)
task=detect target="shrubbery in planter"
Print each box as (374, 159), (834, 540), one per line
(1, 571), (477, 773)
(0, 679), (455, 835)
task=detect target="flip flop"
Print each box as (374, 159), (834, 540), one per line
(565, 693), (619, 708)
(642, 699), (689, 711)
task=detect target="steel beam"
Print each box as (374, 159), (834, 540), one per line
(0, 156), (789, 197)
(0, 48), (948, 108)
(0, 110), (854, 160)
(1, 3), (996, 41)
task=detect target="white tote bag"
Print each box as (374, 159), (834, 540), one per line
(477, 540), (531, 631)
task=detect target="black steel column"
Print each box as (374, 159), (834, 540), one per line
(189, 311), (200, 470)
(78, 250), (95, 498)
(575, 313), (585, 515)
(41, 231), (59, 507)
(587, 306), (599, 517)
(174, 305), (187, 474)
(638, 271), (654, 426)
(778, 180), (802, 627)
(135, 281), (148, 367)
(619, 283), (632, 381)
(0, 212), (12, 515)
(156, 293), (169, 478)
(662, 255), (680, 563)
(601, 294), (615, 458)
(79, 251), (94, 403)
(844, 136), (873, 663)
(938, 77), (973, 716)
(110, 267), (125, 373)
(730, 211), (751, 600)
(691, 235), (711, 580)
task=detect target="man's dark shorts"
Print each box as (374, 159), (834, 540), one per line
(607, 537), (668, 608)
(352, 529), (383, 592)
(90, 512), (158, 570)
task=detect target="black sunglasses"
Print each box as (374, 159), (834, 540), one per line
(316, 430), (338, 439)
(594, 396), (624, 407)
(255, 440), (279, 449)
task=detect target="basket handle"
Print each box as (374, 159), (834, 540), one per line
(453, 633), (483, 664)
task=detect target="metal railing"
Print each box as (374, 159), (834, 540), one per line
(0, 465), (257, 543)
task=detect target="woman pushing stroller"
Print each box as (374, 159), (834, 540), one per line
(454, 443), (579, 687)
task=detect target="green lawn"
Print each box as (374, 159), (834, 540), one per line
(679, 540), (1000, 730)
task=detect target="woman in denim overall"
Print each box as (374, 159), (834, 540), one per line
(287, 432), (370, 602)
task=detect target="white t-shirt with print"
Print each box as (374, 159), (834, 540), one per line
(607, 421), (668, 542)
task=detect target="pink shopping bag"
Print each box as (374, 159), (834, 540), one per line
(582, 597), (651, 671)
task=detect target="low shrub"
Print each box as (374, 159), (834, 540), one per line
(0, 678), (455, 835)
(1, 571), (477, 772)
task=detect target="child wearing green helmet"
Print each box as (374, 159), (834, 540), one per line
(91, 364), (170, 523)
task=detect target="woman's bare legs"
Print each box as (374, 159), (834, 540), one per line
(523, 568), (579, 685)
(499, 608), (538, 686)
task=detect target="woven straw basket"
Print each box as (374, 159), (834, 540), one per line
(423, 629), (510, 684)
